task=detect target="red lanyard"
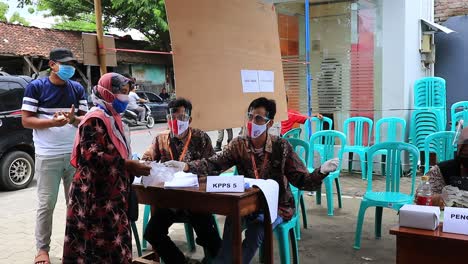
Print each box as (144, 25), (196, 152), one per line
(168, 129), (192, 161)
(250, 151), (269, 179)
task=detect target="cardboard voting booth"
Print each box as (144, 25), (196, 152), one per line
(165, 0), (287, 131)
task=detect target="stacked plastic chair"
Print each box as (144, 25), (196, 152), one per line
(409, 110), (444, 150)
(413, 77), (447, 126)
(450, 101), (468, 131)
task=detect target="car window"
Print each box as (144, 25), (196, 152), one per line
(0, 81), (23, 112)
(146, 92), (163, 103)
(136, 92), (148, 100)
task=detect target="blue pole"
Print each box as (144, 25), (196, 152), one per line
(305, 0), (311, 117)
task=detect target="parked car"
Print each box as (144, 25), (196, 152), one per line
(136, 91), (168, 121)
(0, 74), (35, 191)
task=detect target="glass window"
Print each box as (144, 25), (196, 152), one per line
(0, 82), (23, 112)
(146, 92), (163, 103)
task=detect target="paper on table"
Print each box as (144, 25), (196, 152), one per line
(141, 162), (176, 188)
(258, 70), (274, 92)
(164, 172), (199, 188)
(244, 178), (279, 223)
(241, 70), (259, 93)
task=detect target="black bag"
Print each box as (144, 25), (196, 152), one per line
(449, 176), (468, 191)
(128, 187), (139, 222)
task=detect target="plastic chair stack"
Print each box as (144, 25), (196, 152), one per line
(308, 130), (347, 216)
(343, 117), (373, 180)
(423, 131), (457, 174)
(414, 77), (447, 126)
(450, 101), (468, 131)
(409, 110), (444, 151)
(353, 142), (419, 249)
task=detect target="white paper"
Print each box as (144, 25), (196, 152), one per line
(244, 178), (279, 223)
(258, 70), (274, 93)
(206, 176), (245, 193)
(141, 162), (176, 188)
(443, 207), (468, 235)
(241, 70), (259, 93)
(164, 172), (199, 188)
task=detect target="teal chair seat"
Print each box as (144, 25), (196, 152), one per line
(353, 142), (419, 250)
(363, 192), (413, 204)
(307, 130), (346, 216)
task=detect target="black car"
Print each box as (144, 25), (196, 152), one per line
(0, 74), (35, 191)
(136, 91), (168, 121)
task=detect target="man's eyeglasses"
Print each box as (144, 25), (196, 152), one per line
(247, 113), (270, 125)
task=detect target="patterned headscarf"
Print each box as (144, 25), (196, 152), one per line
(92, 73), (130, 113)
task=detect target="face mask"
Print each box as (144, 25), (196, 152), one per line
(112, 99), (129, 113)
(168, 119), (190, 136)
(55, 64), (75, 81)
(247, 121), (268, 139)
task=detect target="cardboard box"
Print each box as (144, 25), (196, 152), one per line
(399, 204), (440, 230)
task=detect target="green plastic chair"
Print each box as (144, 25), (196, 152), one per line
(283, 127), (302, 139)
(303, 116), (333, 140)
(450, 101), (468, 131)
(343, 117), (373, 180)
(286, 138), (310, 239)
(353, 142), (419, 249)
(374, 117), (406, 176)
(423, 131), (456, 174)
(307, 130), (347, 216)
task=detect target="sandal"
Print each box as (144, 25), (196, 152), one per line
(34, 251), (50, 264)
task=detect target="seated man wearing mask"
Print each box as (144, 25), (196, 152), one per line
(165, 97), (339, 263)
(142, 98), (221, 264)
(424, 127), (468, 207)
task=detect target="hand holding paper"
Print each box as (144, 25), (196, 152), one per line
(320, 158), (340, 174)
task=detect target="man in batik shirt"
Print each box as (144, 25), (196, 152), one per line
(142, 98), (221, 264)
(166, 97), (339, 263)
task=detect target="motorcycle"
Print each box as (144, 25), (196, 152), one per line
(122, 103), (155, 128)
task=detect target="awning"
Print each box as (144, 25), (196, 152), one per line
(421, 19), (455, 34)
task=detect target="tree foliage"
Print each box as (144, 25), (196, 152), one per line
(0, 1), (30, 26)
(17, 0), (170, 50)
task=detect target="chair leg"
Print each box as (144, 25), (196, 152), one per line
(258, 243), (265, 263)
(335, 178), (342, 209)
(142, 205), (151, 250)
(375, 206), (383, 239)
(184, 223), (196, 252)
(300, 193), (308, 229)
(354, 202), (368, 250)
(348, 152), (354, 173)
(325, 178), (334, 216)
(131, 221), (142, 257)
(295, 217), (301, 240)
(381, 155), (386, 177)
(290, 228), (300, 264)
(276, 229), (291, 264)
(360, 152), (367, 180)
(315, 186), (322, 205)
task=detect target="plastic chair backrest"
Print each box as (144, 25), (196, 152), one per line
(423, 131), (456, 173)
(308, 130), (347, 167)
(375, 117), (406, 144)
(366, 142), (419, 196)
(451, 101), (468, 131)
(304, 116), (333, 140)
(409, 110), (444, 150)
(343, 117), (373, 146)
(282, 127), (302, 139)
(414, 77), (446, 108)
(286, 138), (309, 167)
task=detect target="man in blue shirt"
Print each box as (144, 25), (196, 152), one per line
(22, 48), (88, 264)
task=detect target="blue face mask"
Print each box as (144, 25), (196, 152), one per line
(56, 64), (76, 81)
(112, 99), (129, 113)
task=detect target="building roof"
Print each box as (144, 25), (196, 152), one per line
(0, 22), (171, 65)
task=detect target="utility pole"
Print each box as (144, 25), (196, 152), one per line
(94, 0), (106, 75)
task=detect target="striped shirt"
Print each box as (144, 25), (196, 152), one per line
(22, 78), (88, 155)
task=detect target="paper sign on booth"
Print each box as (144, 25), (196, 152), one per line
(443, 207), (468, 235)
(206, 176), (245, 193)
(241, 70), (259, 93)
(258, 70), (274, 92)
